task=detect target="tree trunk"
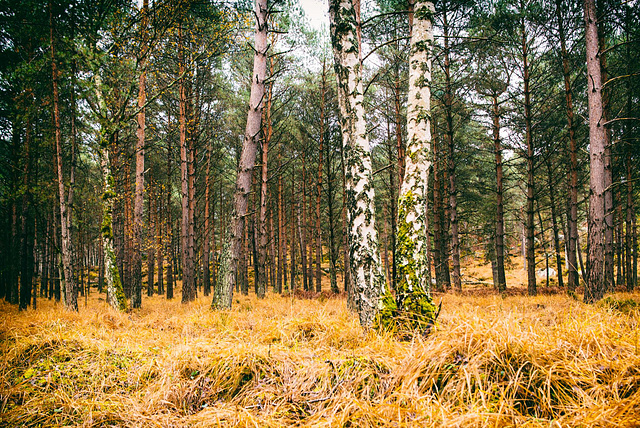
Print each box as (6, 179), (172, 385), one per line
(301, 152), (309, 292)
(147, 185), (155, 296)
(583, 0), (607, 303)
(213, 0), (268, 308)
(203, 144), (212, 296)
(315, 63), (326, 293)
(277, 147), (285, 293)
(51, 3), (77, 311)
(442, 5), (462, 292)
(329, 0), (385, 326)
(377, 0), (438, 331)
(521, 16), (536, 296)
(131, 0), (148, 309)
(546, 159), (564, 289)
(492, 95), (507, 292)
(257, 59), (274, 298)
(555, 0), (580, 293)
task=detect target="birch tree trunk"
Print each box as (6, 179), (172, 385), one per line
(329, 0), (385, 327)
(94, 75), (127, 311)
(213, 0), (268, 308)
(376, 0), (437, 332)
(583, 0), (607, 302)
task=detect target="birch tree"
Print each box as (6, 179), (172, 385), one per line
(376, 0), (438, 333)
(329, 0), (386, 328)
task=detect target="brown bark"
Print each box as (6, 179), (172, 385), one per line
(179, 25), (195, 303)
(583, 0), (607, 303)
(213, 0), (268, 308)
(521, 15), (537, 296)
(315, 65), (326, 293)
(492, 95), (507, 292)
(278, 147), (285, 293)
(166, 116), (174, 300)
(51, 2), (77, 311)
(442, 5), (461, 291)
(546, 159), (564, 290)
(203, 145), (212, 296)
(257, 58), (274, 298)
(555, 0), (579, 293)
(131, 0), (148, 309)
(147, 184), (155, 296)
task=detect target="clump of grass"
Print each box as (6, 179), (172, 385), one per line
(1, 289), (640, 427)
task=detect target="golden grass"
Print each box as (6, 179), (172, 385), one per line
(2, 286), (640, 427)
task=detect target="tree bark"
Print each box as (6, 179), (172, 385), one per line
(546, 159), (564, 290)
(377, 0), (438, 331)
(257, 59), (274, 298)
(315, 64), (326, 293)
(131, 0), (148, 309)
(492, 95), (507, 292)
(583, 0), (607, 303)
(51, 3), (77, 311)
(203, 144), (212, 296)
(147, 184), (155, 296)
(442, 4), (462, 292)
(555, 0), (580, 293)
(329, 0), (386, 326)
(521, 15), (536, 296)
(213, 0), (268, 308)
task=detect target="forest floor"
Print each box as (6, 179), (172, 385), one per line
(2, 264), (640, 427)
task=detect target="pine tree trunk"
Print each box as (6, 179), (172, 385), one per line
(203, 145), (212, 296)
(277, 149), (285, 293)
(583, 0), (607, 303)
(315, 65), (326, 293)
(521, 17), (537, 296)
(257, 60), (274, 298)
(492, 95), (507, 292)
(147, 185), (155, 296)
(213, 0), (268, 308)
(555, 0), (580, 293)
(545, 159), (564, 289)
(51, 4), (77, 311)
(442, 5), (461, 292)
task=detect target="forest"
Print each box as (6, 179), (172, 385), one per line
(1, 0), (639, 426)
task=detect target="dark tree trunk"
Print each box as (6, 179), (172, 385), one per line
(583, 0), (607, 303)
(492, 95), (507, 292)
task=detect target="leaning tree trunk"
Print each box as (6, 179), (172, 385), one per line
(213, 0), (268, 309)
(583, 0), (607, 303)
(329, 0), (386, 327)
(376, 0), (438, 333)
(51, 5), (77, 311)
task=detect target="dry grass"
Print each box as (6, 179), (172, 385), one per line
(2, 284), (640, 427)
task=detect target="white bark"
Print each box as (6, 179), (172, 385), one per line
(329, 0), (385, 327)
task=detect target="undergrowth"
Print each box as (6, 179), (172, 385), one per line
(1, 290), (640, 427)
